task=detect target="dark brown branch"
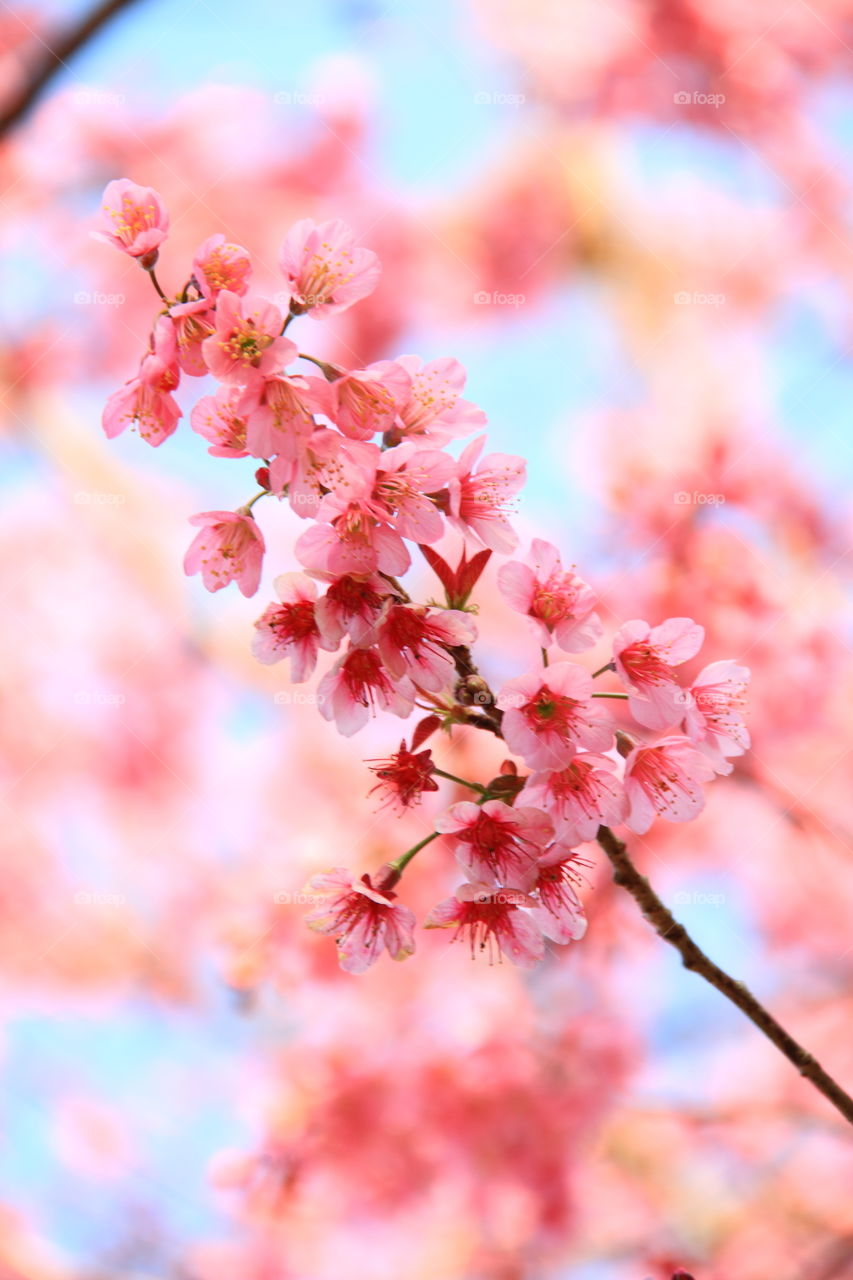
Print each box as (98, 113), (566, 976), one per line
(596, 823), (853, 1127)
(0, 0), (143, 138)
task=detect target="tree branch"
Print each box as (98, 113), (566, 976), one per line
(0, 0), (143, 138)
(596, 823), (853, 1127)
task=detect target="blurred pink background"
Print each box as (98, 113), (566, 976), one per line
(2, 1), (853, 1277)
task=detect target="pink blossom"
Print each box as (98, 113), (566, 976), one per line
(169, 298), (215, 376)
(93, 178), (169, 261)
(368, 442), (456, 543)
(377, 604), (476, 692)
(313, 572), (388, 646)
(270, 427), (350, 518)
(522, 753), (627, 844)
(436, 800), (554, 887)
(623, 736), (716, 834)
(368, 742), (438, 810)
(498, 539), (603, 653)
(294, 442), (426, 576)
(424, 882), (544, 967)
(498, 663), (613, 770)
(317, 645), (415, 736)
(279, 218), (380, 317)
(243, 374), (324, 459)
(190, 385), (250, 457)
(139, 314), (180, 391)
(201, 292), (297, 385)
(193, 233), (251, 299)
(304, 867), (415, 974)
(527, 848), (589, 944)
(102, 378), (181, 446)
(392, 356), (487, 444)
(183, 510), (265, 597)
(252, 573), (337, 681)
(613, 617), (704, 730)
(448, 435), (525, 552)
(317, 360), (411, 440)
(682, 660), (751, 774)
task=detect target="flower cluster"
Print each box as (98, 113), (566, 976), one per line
(96, 179), (750, 975)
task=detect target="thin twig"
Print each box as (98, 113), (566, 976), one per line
(0, 0), (143, 137)
(596, 823), (853, 1127)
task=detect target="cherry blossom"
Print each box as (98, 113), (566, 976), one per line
(612, 617), (704, 730)
(377, 604), (476, 692)
(623, 736), (716, 834)
(368, 742), (439, 809)
(93, 178), (169, 261)
(526, 847), (589, 944)
(682, 660), (751, 774)
(279, 218), (381, 316)
(190, 385), (250, 457)
(498, 538), (603, 652)
(315, 360), (411, 440)
(304, 867), (415, 973)
(447, 435), (526, 552)
(193, 233), (252, 299)
(424, 882), (545, 967)
(312, 571), (388, 645)
(317, 645), (415, 736)
(498, 663), (613, 770)
(183, 510), (265, 597)
(201, 292), (297, 385)
(436, 800), (554, 887)
(522, 753), (627, 844)
(391, 356), (487, 444)
(252, 573), (337, 681)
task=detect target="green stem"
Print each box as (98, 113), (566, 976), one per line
(433, 768), (487, 794)
(541, 647), (550, 668)
(592, 661), (616, 678)
(389, 831), (440, 874)
(591, 691), (629, 699)
(146, 266), (168, 302)
(241, 490), (269, 514)
(298, 352), (342, 380)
